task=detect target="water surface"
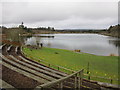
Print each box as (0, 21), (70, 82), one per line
(25, 34), (119, 56)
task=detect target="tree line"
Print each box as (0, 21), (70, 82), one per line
(29, 26), (55, 31)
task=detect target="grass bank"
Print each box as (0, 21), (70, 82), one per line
(23, 47), (118, 84)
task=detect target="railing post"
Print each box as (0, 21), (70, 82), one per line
(74, 74), (77, 89)
(78, 72), (81, 90)
(80, 69), (83, 89)
(88, 74), (90, 80)
(48, 64), (50, 67)
(58, 66), (59, 70)
(110, 79), (113, 84)
(59, 82), (63, 90)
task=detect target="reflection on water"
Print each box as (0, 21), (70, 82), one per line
(109, 40), (120, 47)
(24, 34), (119, 56)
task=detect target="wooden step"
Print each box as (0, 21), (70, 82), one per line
(9, 55), (63, 79)
(0, 59), (48, 84)
(0, 44), (6, 50)
(7, 45), (12, 52)
(2, 44), (9, 55)
(15, 46), (67, 77)
(19, 55), (67, 77)
(0, 54), (50, 84)
(7, 45), (15, 55)
(2, 64), (41, 89)
(16, 47), (68, 76)
(17, 48), (68, 77)
(2, 54), (57, 82)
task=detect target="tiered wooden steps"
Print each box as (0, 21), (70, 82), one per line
(1, 44), (67, 89)
(1, 44), (116, 90)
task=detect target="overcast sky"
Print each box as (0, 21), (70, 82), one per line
(0, 0), (119, 29)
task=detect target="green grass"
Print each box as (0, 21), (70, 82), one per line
(23, 47), (119, 84)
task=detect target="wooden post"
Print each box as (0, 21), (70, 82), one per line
(58, 66), (59, 70)
(59, 82), (63, 90)
(80, 70), (83, 88)
(110, 79), (113, 84)
(74, 74), (77, 89)
(48, 64), (50, 67)
(88, 74), (90, 80)
(78, 72), (81, 90)
(87, 62), (89, 74)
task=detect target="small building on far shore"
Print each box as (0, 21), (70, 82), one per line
(19, 22), (24, 29)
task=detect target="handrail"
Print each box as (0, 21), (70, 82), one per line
(36, 69), (84, 89)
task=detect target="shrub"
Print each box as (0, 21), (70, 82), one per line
(109, 53), (116, 56)
(74, 49), (81, 52)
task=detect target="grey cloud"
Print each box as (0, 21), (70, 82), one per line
(2, 2), (118, 29)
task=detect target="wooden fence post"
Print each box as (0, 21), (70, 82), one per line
(74, 74), (77, 89)
(48, 64), (50, 67)
(58, 66), (59, 70)
(110, 79), (113, 84)
(59, 82), (63, 90)
(80, 70), (83, 88)
(78, 72), (81, 90)
(88, 74), (90, 80)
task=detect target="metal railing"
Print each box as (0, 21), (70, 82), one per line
(35, 69), (84, 90)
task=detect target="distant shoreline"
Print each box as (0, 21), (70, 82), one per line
(31, 30), (119, 38)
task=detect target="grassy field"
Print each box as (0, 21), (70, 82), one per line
(23, 47), (118, 84)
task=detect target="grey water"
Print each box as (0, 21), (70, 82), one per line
(25, 34), (119, 56)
